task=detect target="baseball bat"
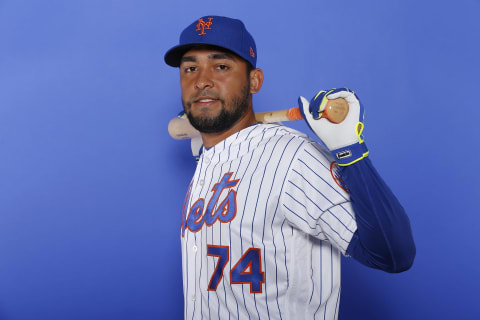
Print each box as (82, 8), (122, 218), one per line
(168, 98), (349, 140)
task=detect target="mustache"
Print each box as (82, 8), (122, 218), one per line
(190, 91), (220, 101)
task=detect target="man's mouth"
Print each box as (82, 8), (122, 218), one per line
(192, 96), (220, 106)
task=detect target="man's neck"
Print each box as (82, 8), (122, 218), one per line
(200, 111), (257, 148)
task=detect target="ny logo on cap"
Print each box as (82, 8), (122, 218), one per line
(196, 17), (214, 35)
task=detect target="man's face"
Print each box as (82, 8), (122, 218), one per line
(179, 47), (251, 133)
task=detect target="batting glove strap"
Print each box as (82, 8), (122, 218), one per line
(177, 110), (187, 118)
(310, 88), (345, 119)
(331, 142), (369, 166)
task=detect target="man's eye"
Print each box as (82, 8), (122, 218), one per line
(184, 66), (196, 73)
(217, 64), (229, 70)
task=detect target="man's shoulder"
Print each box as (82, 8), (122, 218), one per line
(254, 123), (331, 158)
(253, 123), (311, 142)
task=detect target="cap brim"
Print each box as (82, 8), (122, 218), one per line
(164, 43), (203, 67)
(164, 44), (251, 68)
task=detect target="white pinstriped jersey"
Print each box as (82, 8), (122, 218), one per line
(180, 123), (357, 320)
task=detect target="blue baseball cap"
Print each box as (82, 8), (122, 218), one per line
(164, 15), (257, 68)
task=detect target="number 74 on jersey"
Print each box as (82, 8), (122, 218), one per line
(207, 245), (265, 293)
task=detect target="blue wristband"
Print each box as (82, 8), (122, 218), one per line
(331, 142), (369, 166)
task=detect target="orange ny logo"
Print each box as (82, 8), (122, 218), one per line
(196, 17), (214, 35)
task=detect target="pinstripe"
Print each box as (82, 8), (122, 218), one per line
(194, 235), (198, 320)
(226, 128), (256, 320)
(316, 218), (351, 246)
(182, 183), (192, 320)
(338, 203), (355, 220)
(237, 133), (271, 319)
(297, 158), (348, 202)
(280, 220), (289, 289)
(200, 148), (219, 318)
(222, 137), (257, 320)
(334, 279), (340, 320)
(235, 132), (257, 320)
(236, 143), (257, 320)
(187, 156), (206, 320)
(220, 142), (233, 320)
(248, 131), (272, 320)
(246, 132), (274, 320)
(188, 168), (204, 320)
(231, 126), (279, 319)
(249, 130), (270, 245)
(227, 143), (243, 320)
(282, 204), (317, 230)
(287, 180), (326, 219)
(185, 238), (189, 320)
(324, 208), (355, 235)
(314, 241), (323, 320)
(205, 153), (218, 319)
(231, 128), (268, 320)
(303, 149), (355, 220)
(327, 208), (353, 234)
(245, 130), (286, 320)
(284, 191), (306, 209)
(291, 168), (337, 207)
(212, 152), (224, 317)
(326, 245), (333, 320)
(286, 177), (355, 241)
(282, 138), (349, 320)
(247, 128), (282, 320)
(299, 151), (330, 174)
(309, 243), (315, 303)
(265, 136), (304, 319)
(203, 151), (223, 319)
(304, 148), (330, 171)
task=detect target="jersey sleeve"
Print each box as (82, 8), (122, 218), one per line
(280, 141), (357, 254)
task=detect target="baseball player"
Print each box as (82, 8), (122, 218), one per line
(164, 16), (415, 320)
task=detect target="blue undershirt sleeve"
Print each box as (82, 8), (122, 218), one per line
(342, 158), (416, 273)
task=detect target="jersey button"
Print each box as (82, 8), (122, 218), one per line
(193, 245), (198, 252)
(191, 295), (196, 301)
(204, 157), (211, 164)
(199, 179), (204, 186)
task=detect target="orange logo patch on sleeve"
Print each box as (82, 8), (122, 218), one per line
(330, 161), (349, 193)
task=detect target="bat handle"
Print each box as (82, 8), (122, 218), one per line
(255, 98), (349, 123)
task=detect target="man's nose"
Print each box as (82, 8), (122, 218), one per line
(194, 69), (214, 90)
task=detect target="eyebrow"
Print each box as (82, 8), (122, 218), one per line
(180, 56), (197, 63)
(208, 52), (235, 61)
(180, 52), (236, 64)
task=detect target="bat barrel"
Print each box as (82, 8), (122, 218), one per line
(168, 117), (200, 140)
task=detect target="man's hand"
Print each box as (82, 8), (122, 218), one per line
(298, 88), (369, 166)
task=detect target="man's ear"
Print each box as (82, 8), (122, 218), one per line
(249, 68), (264, 94)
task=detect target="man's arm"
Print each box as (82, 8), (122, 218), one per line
(341, 158), (415, 272)
(299, 88), (416, 272)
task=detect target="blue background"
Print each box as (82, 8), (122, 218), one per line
(1, 0), (479, 319)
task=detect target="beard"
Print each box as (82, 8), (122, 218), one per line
(182, 83), (251, 134)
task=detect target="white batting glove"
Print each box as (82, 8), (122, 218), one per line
(299, 88), (369, 166)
